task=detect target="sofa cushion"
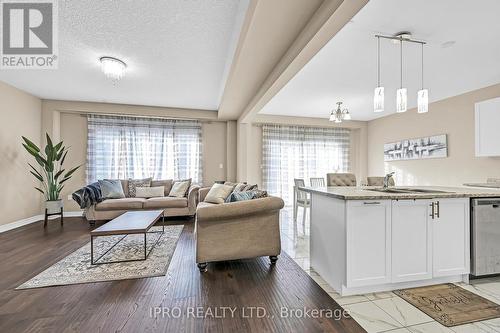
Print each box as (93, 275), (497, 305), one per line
(197, 201), (217, 209)
(143, 197), (188, 209)
(151, 179), (173, 196)
(95, 198), (146, 211)
(128, 178), (152, 197)
(120, 179), (130, 197)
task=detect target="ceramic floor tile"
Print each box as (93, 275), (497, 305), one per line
(373, 297), (433, 327)
(450, 322), (496, 333)
(383, 329), (412, 333)
(480, 318), (500, 332)
(328, 292), (371, 305)
(343, 301), (403, 333)
(366, 291), (395, 301)
(407, 322), (454, 333)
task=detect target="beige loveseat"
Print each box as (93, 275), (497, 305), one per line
(194, 187), (284, 272)
(85, 179), (200, 224)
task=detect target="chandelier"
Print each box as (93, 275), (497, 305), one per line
(329, 102), (351, 123)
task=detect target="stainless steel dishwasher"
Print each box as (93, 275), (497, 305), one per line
(471, 198), (500, 277)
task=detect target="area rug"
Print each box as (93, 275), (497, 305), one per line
(17, 225), (183, 289)
(394, 283), (500, 326)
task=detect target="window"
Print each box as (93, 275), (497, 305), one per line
(262, 124), (350, 205)
(86, 114), (202, 184)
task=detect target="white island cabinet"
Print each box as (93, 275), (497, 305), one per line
(306, 186), (477, 296)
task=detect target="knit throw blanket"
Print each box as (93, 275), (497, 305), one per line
(72, 182), (103, 209)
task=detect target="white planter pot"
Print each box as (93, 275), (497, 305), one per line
(46, 200), (63, 214)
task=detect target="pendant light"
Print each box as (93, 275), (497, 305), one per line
(396, 37), (407, 113)
(417, 43), (429, 113)
(373, 36), (384, 113)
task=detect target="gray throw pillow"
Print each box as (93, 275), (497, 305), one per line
(168, 179), (192, 197)
(128, 178), (152, 197)
(98, 179), (125, 199)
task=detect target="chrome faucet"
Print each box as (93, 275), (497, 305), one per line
(383, 172), (395, 189)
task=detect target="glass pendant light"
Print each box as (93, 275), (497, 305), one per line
(396, 38), (407, 113)
(417, 43), (429, 113)
(374, 36), (384, 113)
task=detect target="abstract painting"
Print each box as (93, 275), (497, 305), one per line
(384, 134), (447, 161)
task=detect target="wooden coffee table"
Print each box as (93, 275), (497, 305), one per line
(90, 210), (164, 265)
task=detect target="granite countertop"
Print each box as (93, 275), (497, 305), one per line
(299, 186), (500, 200)
(463, 183), (500, 189)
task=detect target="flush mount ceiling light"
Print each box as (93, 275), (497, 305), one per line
(329, 101), (351, 123)
(374, 33), (428, 114)
(99, 56), (127, 82)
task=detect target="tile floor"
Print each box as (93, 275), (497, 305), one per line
(279, 206), (500, 333)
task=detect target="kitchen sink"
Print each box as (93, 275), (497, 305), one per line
(369, 187), (454, 194)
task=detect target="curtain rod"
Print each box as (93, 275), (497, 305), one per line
(68, 111), (216, 123)
(252, 123), (353, 130)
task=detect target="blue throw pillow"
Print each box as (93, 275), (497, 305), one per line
(98, 179), (125, 199)
(225, 190), (268, 203)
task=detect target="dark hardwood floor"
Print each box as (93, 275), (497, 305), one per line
(0, 217), (365, 333)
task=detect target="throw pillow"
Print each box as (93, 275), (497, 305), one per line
(98, 179), (125, 199)
(168, 179), (192, 197)
(204, 184), (235, 204)
(243, 184), (258, 191)
(224, 181), (247, 192)
(128, 178), (152, 197)
(225, 189), (268, 203)
(151, 179), (173, 196)
(135, 186), (165, 198)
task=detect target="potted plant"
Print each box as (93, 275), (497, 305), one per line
(22, 134), (80, 215)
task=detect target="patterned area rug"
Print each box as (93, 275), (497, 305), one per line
(394, 283), (500, 326)
(17, 225), (183, 289)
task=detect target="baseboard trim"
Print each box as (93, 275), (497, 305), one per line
(0, 211), (84, 234)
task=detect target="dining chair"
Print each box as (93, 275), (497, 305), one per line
(326, 173), (357, 186)
(293, 178), (309, 235)
(367, 176), (395, 186)
(310, 177), (326, 188)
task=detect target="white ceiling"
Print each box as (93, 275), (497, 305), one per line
(259, 0), (500, 121)
(0, 0), (248, 110)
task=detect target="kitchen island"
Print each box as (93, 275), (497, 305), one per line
(300, 186), (500, 296)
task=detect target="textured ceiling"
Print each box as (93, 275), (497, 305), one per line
(260, 0), (500, 121)
(0, 0), (248, 110)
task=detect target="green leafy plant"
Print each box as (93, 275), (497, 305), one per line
(22, 134), (80, 201)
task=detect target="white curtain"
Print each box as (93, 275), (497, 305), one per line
(86, 114), (202, 184)
(262, 124), (350, 205)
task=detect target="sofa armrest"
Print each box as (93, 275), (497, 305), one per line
(198, 187), (211, 202)
(196, 196), (284, 222)
(187, 185), (201, 212)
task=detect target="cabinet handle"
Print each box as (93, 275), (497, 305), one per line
(435, 201), (440, 218)
(363, 201), (381, 205)
(430, 202), (435, 219)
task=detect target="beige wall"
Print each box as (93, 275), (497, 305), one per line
(367, 83), (500, 186)
(42, 102), (232, 211)
(0, 82), (42, 226)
